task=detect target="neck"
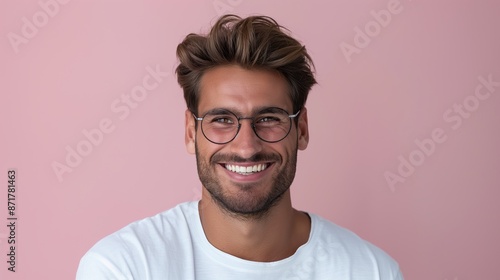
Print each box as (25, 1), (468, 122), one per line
(198, 189), (311, 262)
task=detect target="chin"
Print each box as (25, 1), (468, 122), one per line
(206, 182), (289, 219)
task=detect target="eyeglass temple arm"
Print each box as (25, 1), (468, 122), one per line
(289, 110), (301, 118)
(192, 113), (203, 121)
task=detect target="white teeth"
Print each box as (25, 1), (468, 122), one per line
(225, 164), (268, 175)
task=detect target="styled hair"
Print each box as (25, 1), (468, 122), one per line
(176, 14), (316, 115)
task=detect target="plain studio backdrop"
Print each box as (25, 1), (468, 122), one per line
(1, 1), (499, 279)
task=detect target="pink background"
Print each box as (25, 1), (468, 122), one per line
(1, 1), (499, 279)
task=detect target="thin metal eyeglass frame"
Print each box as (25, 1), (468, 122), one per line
(192, 108), (301, 144)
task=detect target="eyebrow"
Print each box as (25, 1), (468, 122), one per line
(257, 107), (288, 114)
(203, 108), (234, 115)
(202, 106), (289, 116)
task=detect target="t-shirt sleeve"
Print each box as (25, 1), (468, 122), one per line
(394, 268), (404, 280)
(76, 251), (129, 280)
(363, 241), (404, 280)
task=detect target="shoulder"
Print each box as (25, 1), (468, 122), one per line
(76, 201), (198, 279)
(308, 213), (403, 278)
(92, 201), (196, 249)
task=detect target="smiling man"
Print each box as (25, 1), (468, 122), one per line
(77, 15), (403, 279)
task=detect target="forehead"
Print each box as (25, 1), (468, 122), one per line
(198, 65), (292, 114)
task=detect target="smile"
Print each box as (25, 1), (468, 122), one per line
(224, 163), (269, 175)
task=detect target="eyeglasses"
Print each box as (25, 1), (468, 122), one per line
(193, 107), (300, 144)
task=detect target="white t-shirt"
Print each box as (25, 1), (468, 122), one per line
(77, 201), (403, 280)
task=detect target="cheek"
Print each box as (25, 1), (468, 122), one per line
(270, 143), (294, 162)
(196, 141), (221, 163)
(283, 132), (299, 150)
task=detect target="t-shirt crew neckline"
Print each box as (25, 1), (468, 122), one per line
(188, 201), (318, 272)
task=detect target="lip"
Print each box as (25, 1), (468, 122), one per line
(218, 162), (273, 183)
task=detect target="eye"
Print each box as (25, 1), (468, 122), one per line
(256, 115), (282, 125)
(213, 117), (234, 124)
(207, 115), (236, 125)
(260, 117), (278, 122)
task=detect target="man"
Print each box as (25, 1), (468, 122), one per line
(77, 15), (404, 279)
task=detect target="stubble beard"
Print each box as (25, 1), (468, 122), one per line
(195, 143), (298, 220)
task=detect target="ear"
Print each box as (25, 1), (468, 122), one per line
(185, 109), (196, 154)
(297, 107), (309, 151)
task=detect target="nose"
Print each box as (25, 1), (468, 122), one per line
(229, 119), (263, 159)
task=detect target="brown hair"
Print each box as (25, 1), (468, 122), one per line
(176, 14), (316, 115)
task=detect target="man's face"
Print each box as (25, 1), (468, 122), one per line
(185, 65), (309, 218)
